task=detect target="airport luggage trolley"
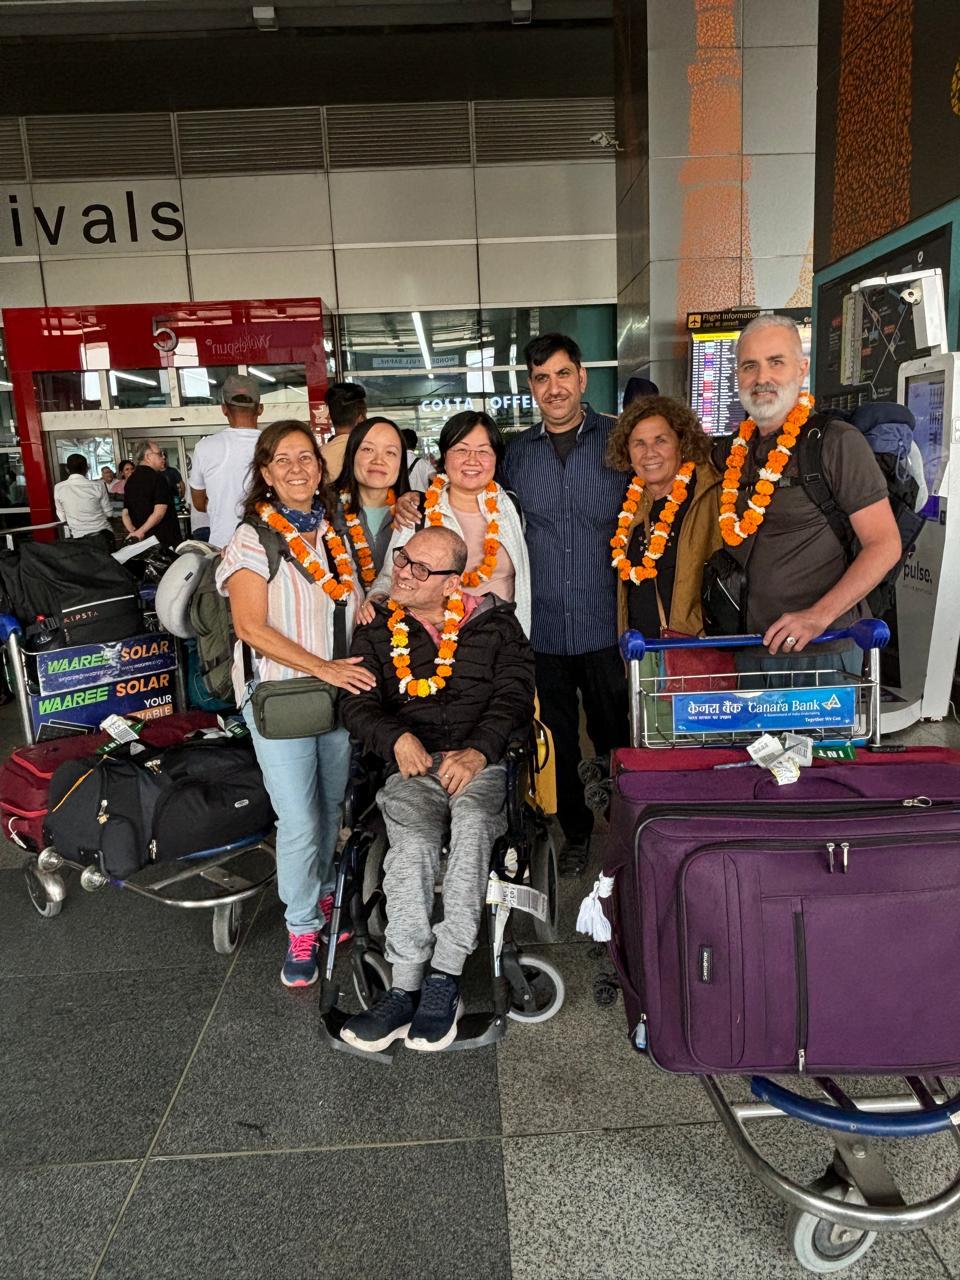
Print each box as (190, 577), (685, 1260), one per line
(615, 619), (960, 1273)
(0, 614), (276, 955)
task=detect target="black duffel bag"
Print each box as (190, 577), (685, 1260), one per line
(17, 541), (141, 643)
(44, 737), (274, 876)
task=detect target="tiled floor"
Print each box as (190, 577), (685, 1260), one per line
(3, 702), (960, 1278)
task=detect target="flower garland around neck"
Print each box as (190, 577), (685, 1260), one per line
(610, 461), (696, 583)
(256, 501), (355, 601)
(424, 474), (499, 589)
(340, 488), (396, 588)
(719, 392), (815, 546)
(387, 590), (466, 698)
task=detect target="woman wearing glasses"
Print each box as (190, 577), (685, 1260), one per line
(367, 410), (531, 636)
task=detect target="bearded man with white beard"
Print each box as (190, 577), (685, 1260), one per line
(713, 313), (901, 674)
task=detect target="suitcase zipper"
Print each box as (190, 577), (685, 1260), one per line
(793, 911), (808, 1072)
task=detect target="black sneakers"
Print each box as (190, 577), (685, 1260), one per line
(341, 987), (416, 1053)
(406, 973), (464, 1052)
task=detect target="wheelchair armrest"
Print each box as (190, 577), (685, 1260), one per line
(505, 736), (529, 764)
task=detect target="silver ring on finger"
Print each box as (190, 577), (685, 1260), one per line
(785, 635), (797, 647)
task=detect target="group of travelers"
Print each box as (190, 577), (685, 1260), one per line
(203, 313), (902, 1055)
(52, 311), (904, 1054)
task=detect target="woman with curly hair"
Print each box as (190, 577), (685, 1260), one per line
(607, 394), (721, 639)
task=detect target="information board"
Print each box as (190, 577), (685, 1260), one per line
(672, 685), (857, 735)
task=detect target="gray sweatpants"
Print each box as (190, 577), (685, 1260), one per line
(377, 763), (507, 991)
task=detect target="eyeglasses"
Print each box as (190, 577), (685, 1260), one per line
(446, 446), (496, 461)
(393, 547), (459, 581)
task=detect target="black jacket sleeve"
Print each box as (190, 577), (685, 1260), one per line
(466, 614), (536, 764)
(339, 621), (411, 759)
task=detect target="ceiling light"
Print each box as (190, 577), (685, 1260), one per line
(111, 371), (156, 386)
(0, 380), (11, 390)
(248, 366), (277, 383)
(252, 4), (278, 30)
(411, 312), (432, 373)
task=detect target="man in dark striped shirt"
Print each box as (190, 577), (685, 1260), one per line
(501, 334), (628, 874)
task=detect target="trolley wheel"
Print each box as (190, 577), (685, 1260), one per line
(361, 832), (388, 941)
(352, 949), (391, 1011)
(593, 972), (620, 1008)
(530, 824), (560, 943)
(211, 900), (242, 955)
(506, 954), (565, 1024)
(787, 1177), (878, 1274)
(23, 858), (65, 919)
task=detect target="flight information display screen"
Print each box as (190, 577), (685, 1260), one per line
(689, 330), (743, 436)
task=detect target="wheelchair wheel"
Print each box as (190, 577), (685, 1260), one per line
(361, 832), (388, 941)
(506, 954), (565, 1023)
(529, 824), (559, 943)
(352, 949), (391, 1011)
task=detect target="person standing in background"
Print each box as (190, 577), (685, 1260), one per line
(190, 374), (264, 549)
(54, 453), (114, 552)
(500, 333), (628, 877)
(320, 382), (367, 484)
(122, 440), (181, 548)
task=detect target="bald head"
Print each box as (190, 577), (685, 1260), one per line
(410, 525), (468, 574)
(391, 525), (468, 614)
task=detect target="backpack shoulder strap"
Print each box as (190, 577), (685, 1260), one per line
(797, 413), (855, 559)
(250, 521), (287, 582)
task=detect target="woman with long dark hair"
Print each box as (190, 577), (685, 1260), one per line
(367, 410), (531, 635)
(335, 416), (411, 589)
(217, 420), (375, 989)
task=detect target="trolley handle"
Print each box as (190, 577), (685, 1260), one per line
(620, 617), (890, 662)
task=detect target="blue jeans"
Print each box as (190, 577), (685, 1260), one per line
(242, 701), (351, 935)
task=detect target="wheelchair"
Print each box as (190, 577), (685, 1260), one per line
(318, 730), (564, 1062)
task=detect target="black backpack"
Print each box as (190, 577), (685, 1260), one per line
(796, 407), (926, 617)
(44, 736), (274, 876)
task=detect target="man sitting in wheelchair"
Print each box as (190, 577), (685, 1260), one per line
(340, 526), (535, 1052)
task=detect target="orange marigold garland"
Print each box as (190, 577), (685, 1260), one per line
(610, 461), (696, 583)
(424, 474), (500, 588)
(340, 489), (395, 588)
(256, 502), (355, 600)
(719, 392), (815, 546)
(387, 590), (466, 697)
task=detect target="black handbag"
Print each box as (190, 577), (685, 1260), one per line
(248, 600), (348, 740)
(701, 548), (748, 636)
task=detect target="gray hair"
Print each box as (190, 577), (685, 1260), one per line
(133, 439), (156, 465)
(735, 313), (803, 360)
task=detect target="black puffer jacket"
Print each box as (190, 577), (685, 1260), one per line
(342, 595), (535, 765)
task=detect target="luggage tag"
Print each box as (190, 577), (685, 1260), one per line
(97, 714), (146, 756)
(747, 733), (801, 785)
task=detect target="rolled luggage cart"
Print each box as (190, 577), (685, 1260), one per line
(1, 614), (275, 955)
(614, 620), (960, 1273)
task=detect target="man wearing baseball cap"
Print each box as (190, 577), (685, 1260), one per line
(190, 373), (265, 549)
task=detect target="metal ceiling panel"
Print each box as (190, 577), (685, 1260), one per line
(177, 107), (325, 174)
(473, 97), (615, 163)
(325, 101), (471, 170)
(24, 113), (177, 180)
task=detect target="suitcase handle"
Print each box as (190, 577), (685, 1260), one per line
(620, 617), (890, 661)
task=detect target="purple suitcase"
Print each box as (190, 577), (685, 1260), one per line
(605, 760), (960, 1075)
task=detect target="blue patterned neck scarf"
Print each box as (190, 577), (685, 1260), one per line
(275, 497), (324, 532)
